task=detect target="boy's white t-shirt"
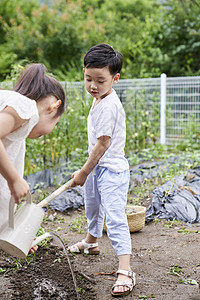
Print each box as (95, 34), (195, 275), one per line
(0, 90), (39, 230)
(87, 89), (129, 172)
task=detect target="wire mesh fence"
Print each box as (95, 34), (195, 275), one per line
(165, 76), (200, 145)
(61, 75), (200, 147)
(113, 76), (200, 146)
(118, 76), (199, 147)
(1, 75), (200, 148)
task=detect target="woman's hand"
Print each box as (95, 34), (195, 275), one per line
(29, 245), (38, 254)
(8, 176), (30, 204)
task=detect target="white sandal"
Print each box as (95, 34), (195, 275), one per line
(111, 269), (136, 297)
(68, 239), (100, 255)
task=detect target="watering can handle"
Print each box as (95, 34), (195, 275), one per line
(9, 193), (32, 229)
(9, 197), (15, 229)
(37, 179), (74, 208)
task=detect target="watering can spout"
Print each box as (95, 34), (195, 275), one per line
(31, 232), (51, 248)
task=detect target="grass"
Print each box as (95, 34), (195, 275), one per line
(154, 219), (200, 234)
(69, 212), (87, 234)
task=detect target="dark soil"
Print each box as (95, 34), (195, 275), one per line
(0, 244), (96, 300)
(1, 199), (200, 299)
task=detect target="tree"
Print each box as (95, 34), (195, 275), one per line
(0, 0), (200, 80)
(0, 0), (106, 80)
(129, 0), (200, 77)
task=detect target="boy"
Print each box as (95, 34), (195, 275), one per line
(69, 43), (136, 297)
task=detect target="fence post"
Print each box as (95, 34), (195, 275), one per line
(160, 73), (167, 144)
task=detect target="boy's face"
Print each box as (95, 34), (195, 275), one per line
(84, 66), (120, 100)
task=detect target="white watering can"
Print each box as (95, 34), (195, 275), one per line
(0, 179), (73, 259)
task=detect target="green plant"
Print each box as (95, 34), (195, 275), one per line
(125, 88), (160, 152)
(54, 216), (65, 224)
(168, 265), (183, 277)
(163, 219), (182, 229)
(36, 227), (50, 247)
(0, 249), (38, 275)
(168, 265), (198, 285)
(78, 287), (86, 294)
(128, 150), (200, 205)
(154, 219), (182, 229)
(54, 227), (62, 232)
(176, 116), (200, 151)
(34, 188), (50, 202)
(186, 279), (198, 285)
(53, 258), (61, 263)
(69, 213), (87, 233)
(0, 258), (23, 275)
(0, 267), (6, 274)
(178, 228), (200, 235)
(25, 88), (90, 174)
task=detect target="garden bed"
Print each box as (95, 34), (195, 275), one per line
(1, 156), (200, 299)
(0, 205), (200, 299)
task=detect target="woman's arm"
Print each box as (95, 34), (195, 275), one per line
(0, 106), (26, 136)
(71, 135), (111, 187)
(0, 106), (29, 203)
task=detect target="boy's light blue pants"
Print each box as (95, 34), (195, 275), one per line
(84, 166), (132, 256)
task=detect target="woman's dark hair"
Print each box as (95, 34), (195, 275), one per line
(13, 63), (65, 116)
(84, 43), (123, 75)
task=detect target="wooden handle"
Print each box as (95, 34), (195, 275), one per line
(37, 179), (74, 208)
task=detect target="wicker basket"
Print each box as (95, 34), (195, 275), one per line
(103, 205), (146, 233)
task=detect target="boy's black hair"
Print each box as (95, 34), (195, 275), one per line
(84, 43), (123, 75)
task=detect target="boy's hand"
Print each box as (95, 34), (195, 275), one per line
(71, 169), (88, 187)
(70, 136), (111, 187)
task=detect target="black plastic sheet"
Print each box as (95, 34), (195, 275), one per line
(47, 186), (84, 212)
(24, 160), (200, 222)
(25, 166), (84, 211)
(146, 168), (200, 224)
(24, 169), (54, 192)
(130, 161), (163, 187)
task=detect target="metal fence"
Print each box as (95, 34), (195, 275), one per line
(163, 75), (200, 144)
(62, 75), (200, 145)
(2, 75), (200, 145)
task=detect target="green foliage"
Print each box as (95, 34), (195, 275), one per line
(125, 87), (160, 151)
(69, 212), (87, 233)
(134, 0), (200, 77)
(2, 0), (199, 79)
(36, 227), (50, 247)
(0, 267), (6, 274)
(25, 84), (90, 174)
(0, 47), (17, 78)
(0, 0), (107, 80)
(176, 115), (200, 151)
